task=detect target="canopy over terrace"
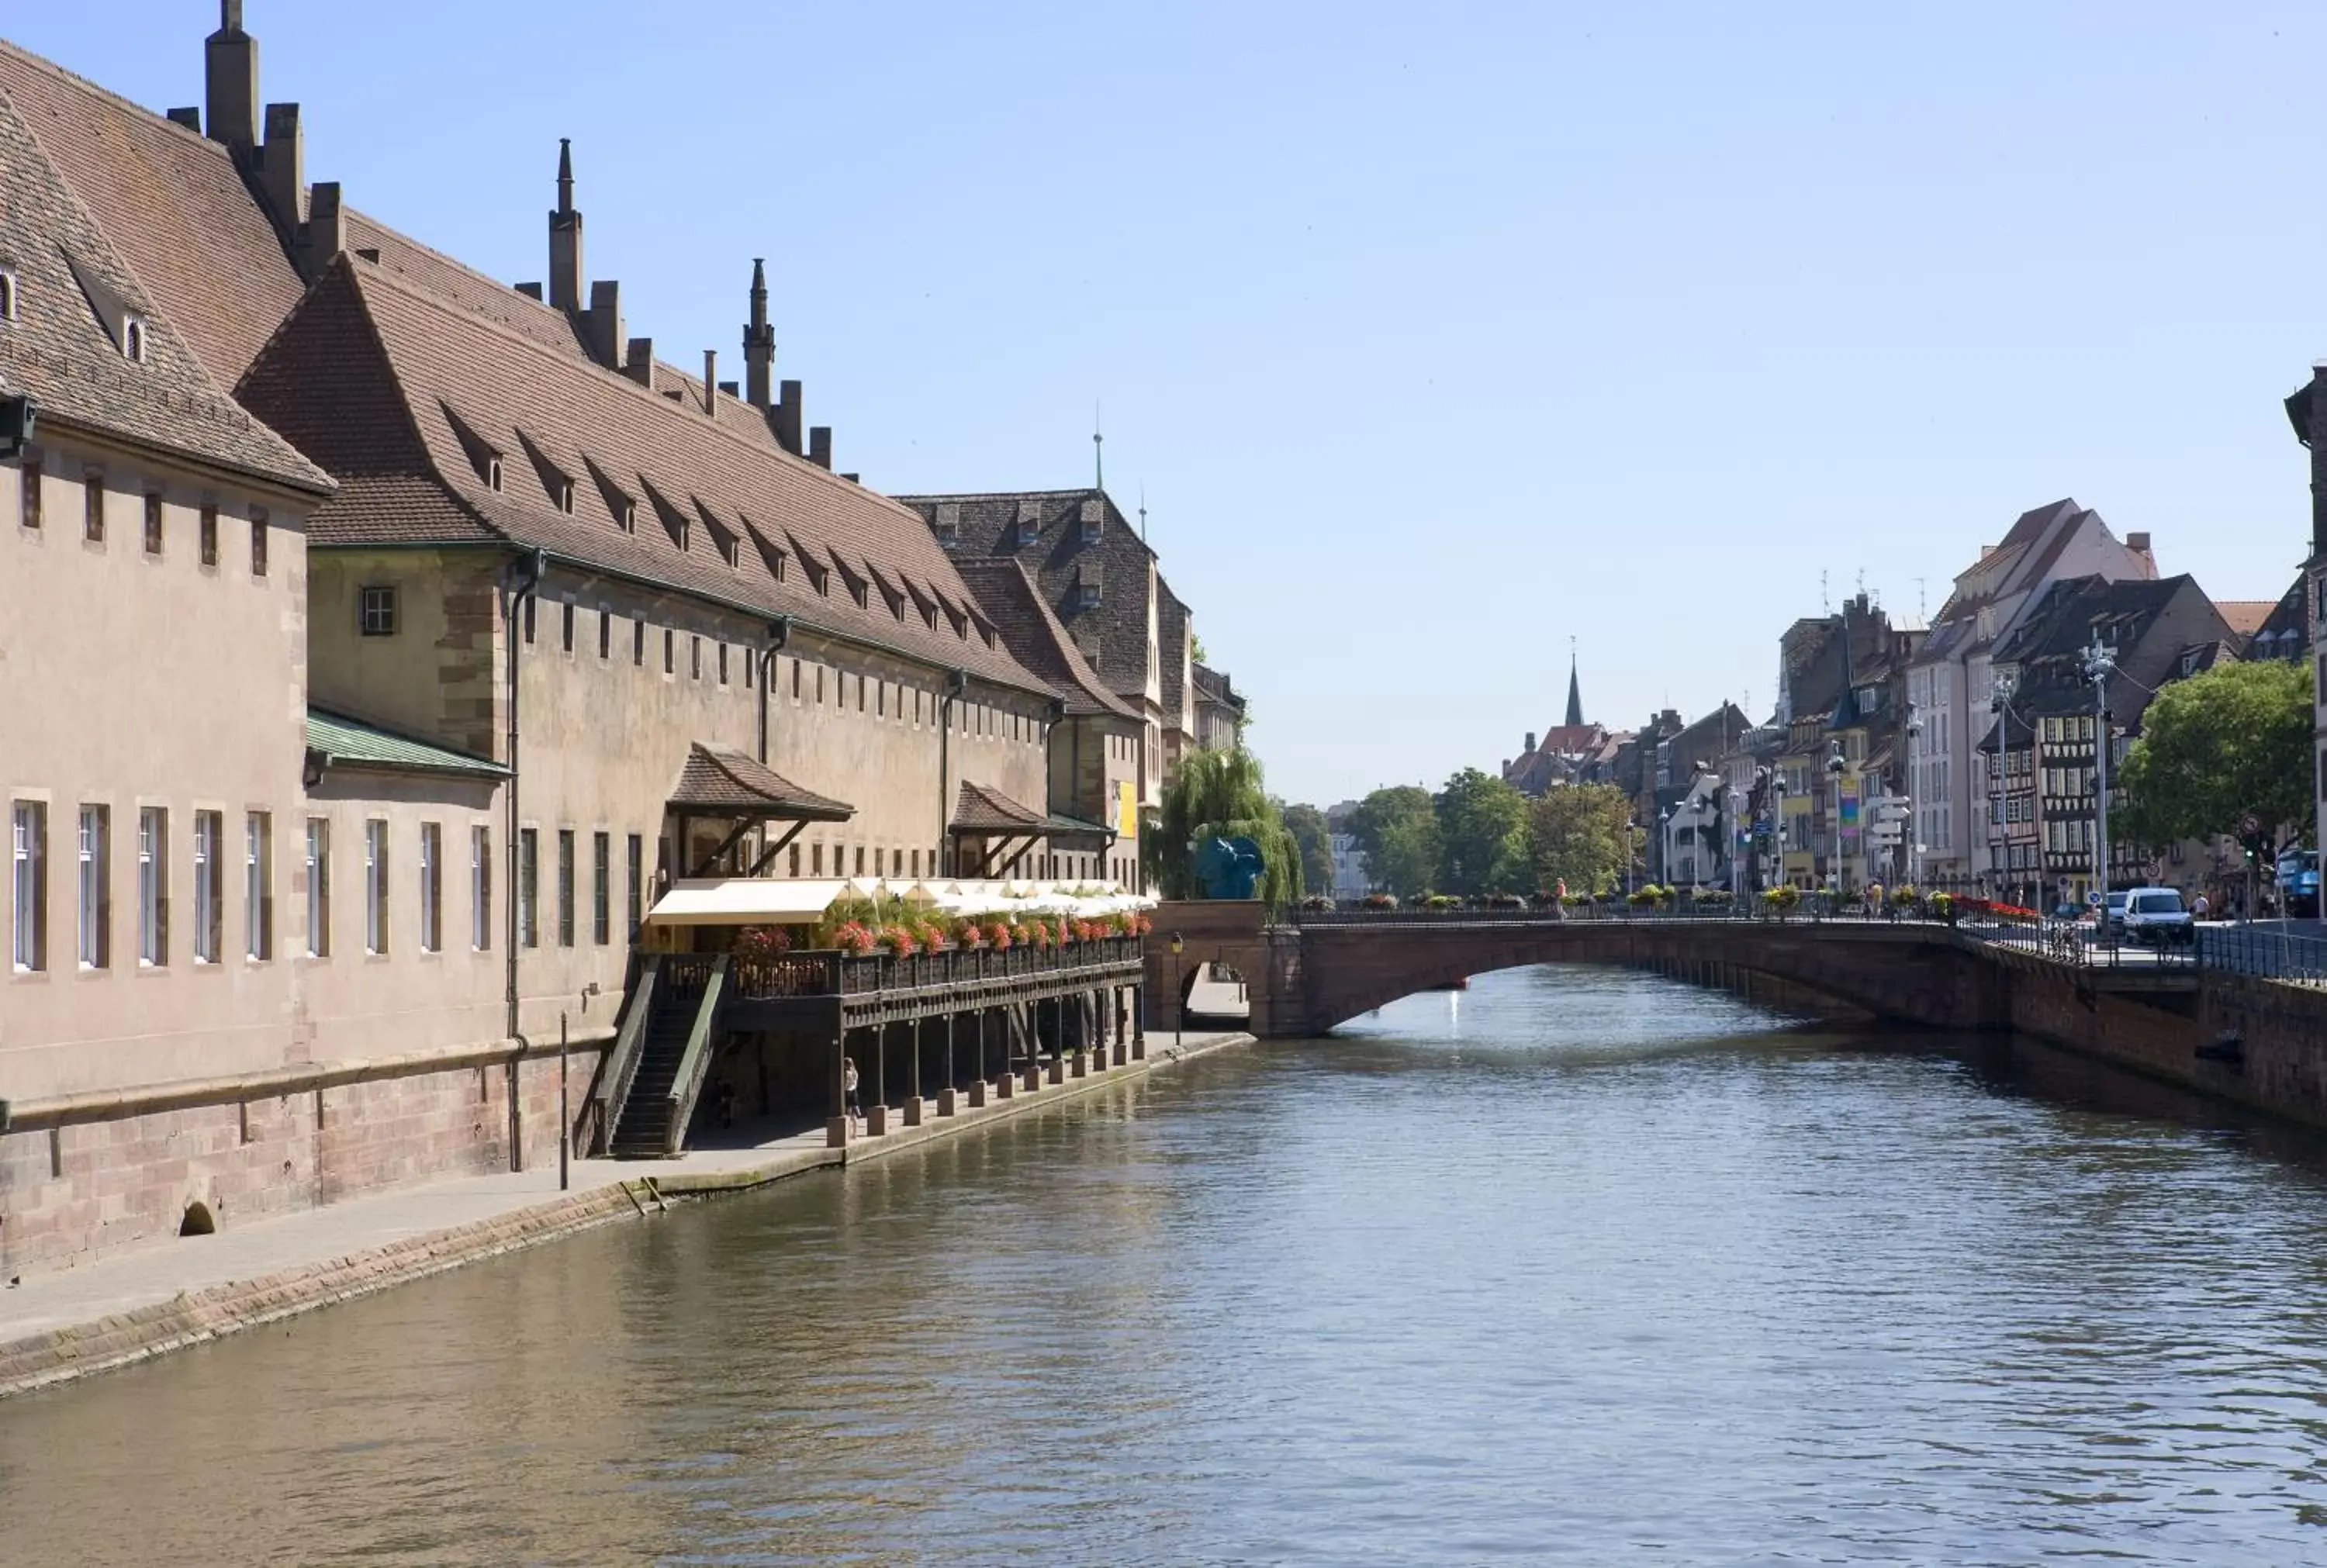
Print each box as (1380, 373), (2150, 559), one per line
(641, 876), (1156, 931)
(950, 780), (1118, 879)
(669, 742), (855, 879)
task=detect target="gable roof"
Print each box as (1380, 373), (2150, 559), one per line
(2211, 599), (2277, 639)
(0, 39), (309, 388)
(899, 488), (1159, 701)
(0, 76), (329, 495)
(949, 558), (1137, 719)
(951, 779), (1052, 834)
(236, 256), (1054, 694)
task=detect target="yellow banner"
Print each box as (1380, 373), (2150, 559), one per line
(1116, 779), (1138, 838)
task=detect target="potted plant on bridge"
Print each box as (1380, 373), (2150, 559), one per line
(1364, 893), (1398, 911)
(1761, 886), (1801, 922)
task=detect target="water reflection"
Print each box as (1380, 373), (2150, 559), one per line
(7, 965), (2327, 1565)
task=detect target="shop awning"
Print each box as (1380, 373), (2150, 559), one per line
(643, 878), (856, 927)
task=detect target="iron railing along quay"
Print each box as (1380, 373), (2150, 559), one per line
(2197, 924), (2327, 985)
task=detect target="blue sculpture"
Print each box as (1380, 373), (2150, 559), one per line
(1194, 836), (1265, 900)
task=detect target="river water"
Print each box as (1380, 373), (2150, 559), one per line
(9, 968), (2327, 1566)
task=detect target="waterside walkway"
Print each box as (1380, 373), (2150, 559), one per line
(0, 1030), (1253, 1400)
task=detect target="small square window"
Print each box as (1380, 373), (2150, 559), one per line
(199, 503), (219, 566)
(359, 585), (398, 637)
(143, 492), (163, 555)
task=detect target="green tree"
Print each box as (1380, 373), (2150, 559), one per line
(1527, 782), (1633, 895)
(1434, 768), (1531, 893)
(1143, 747), (1303, 906)
(1280, 802), (1339, 895)
(2119, 658), (2315, 848)
(1347, 786), (1440, 896)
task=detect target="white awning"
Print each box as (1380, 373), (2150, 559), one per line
(642, 878), (853, 927)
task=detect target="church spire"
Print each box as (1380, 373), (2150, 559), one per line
(1564, 638), (1585, 728)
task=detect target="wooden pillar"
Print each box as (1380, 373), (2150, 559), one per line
(826, 1024), (850, 1148)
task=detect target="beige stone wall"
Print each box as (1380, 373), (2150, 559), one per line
(1, 440), (311, 1098)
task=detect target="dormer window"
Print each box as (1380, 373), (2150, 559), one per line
(849, 582), (867, 610)
(0, 269), (17, 323)
(621, 501), (636, 532)
(1018, 516), (1040, 547)
(485, 455), (502, 492)
(935, 520), (959, 549)
(1076, 582), (1101, 612)
(556, 479), (573, 513)
(123, 316), (146, 363)
(717, 533), (738, 568)
(1078, 497), (1102, 543)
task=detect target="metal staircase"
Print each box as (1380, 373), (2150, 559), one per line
(601, 954), (728, 1159)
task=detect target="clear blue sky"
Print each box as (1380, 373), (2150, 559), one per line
(22, 3), (2324, 805)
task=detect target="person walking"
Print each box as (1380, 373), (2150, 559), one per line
(843, 1054), (863, 1129)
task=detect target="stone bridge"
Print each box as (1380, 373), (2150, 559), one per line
(1142, 902), (2128, 1040)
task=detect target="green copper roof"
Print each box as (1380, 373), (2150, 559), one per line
(306, 709), (510, 779)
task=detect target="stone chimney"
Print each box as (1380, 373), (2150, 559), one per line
(583, 280), (624, 369)
(743, 258), (775, 411)
(624, 337), (655, 390)
(167, 107), (202, 131)
(297, 180), (345, 278)
(775, 379), (803, 456)
(1525, 731), (1537, 755)
(548, 140), (583, 313)
(205, 2), (259, 154)
(809, 427), (832, 470)
(703, 351), (718, 416)
(258, 102), (306, 229)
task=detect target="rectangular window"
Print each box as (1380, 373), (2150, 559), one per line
(143, 492), (164, 555)
(634, 618), (645, 666)
(84, 471), (103, 542)
(812, 843), (824, 876)
(599, 608), (612, 661)
(523, 595), (537, 644)
(251, 510), (268, 577)
(690, 635), (702, 681)
(719, 642), (730, 686)
(561, 600), (576, 654)
(192, 810), (221, 964)
(789, 843), (801, 877)
(592, 831), (610, 945)
(77, 805), (107, 969)
(244, 811), (271, 961)
(519, 828), (539, 948)
(472, 826), (492, 950)
(12, 801), (44, 972)
(19, 461), (40, 530)
(856, 845), (866, 876)
(199, 503), (219, 567)
(359, 585), (397, 637)
(305, 817), (330, 957)
(793, 659), (802, 700)
(557, 828), (576, 947)
(363, 818), (388, 955)
(743, 648), (752, 689)
(625, 833), (643, 938)
(419, 821), (442, 953)
(139, 807), (168, 965)
(664, 628), (675, 675)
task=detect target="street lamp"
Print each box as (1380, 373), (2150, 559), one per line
(1826, 741), (1848, 909)
(1771, 772), (1788, 894)
(1169, 931), (1184, 1049)
(1904, 706), (1924, 890)
(2081, 636), (2117, 916)
(1658, 806), (1673, 894)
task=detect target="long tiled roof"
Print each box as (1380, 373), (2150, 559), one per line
(0, 39), (309, 387)
(949, 559), (1137, 719)
(669, 743), (852, 820)
(235, 256), (1054, 694)
(0, 77), (329, 494)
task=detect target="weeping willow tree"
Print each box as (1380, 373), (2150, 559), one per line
(1143, 747), (1303, 907)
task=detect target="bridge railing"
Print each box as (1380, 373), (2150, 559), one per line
(1290, 901), (1937, 927)
(1955, 916), (2196, 972)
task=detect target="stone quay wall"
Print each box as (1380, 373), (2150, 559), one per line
(0, 1041), (608, 1280)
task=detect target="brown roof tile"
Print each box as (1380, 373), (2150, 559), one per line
(670, 744), (852, 819)
(0, 39), (308, 387)
(951, 779), (1051, 834)
(237, 257), (1057, 694)
(0, 79), (329, 494)
(950, 559), (1139, 720)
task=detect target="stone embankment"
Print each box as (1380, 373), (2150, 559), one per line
(0, 1031), (1253, 1400)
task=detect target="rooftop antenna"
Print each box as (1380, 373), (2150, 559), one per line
(1856, 567), (1866, 599)
(1139, 485), (1148, 543)
(1914, 576), (1928, 621)
(1092, 401), (1104, 492)
(1820, 570), (1830, 614)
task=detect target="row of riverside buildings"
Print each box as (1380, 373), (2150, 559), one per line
(0, 7), (1247, 1273)
(1502, 494), (2317, 911)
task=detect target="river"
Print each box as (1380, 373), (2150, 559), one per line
(8, 966), (2327, 1566)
